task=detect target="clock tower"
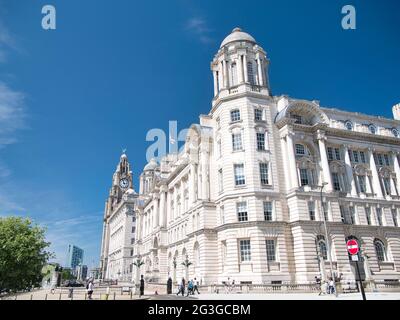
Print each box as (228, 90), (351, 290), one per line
(99, 152), (137, 280)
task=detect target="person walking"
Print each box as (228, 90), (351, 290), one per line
(105, 286), (110, 300)
(139, 275), (145, 297)
(167, 277), (172, 294)
(87, 281), (94, 300)
(193, 278), (200, 294)
(176, 278), (185, 296)
(328, 278), (335, 295)
(186, 280), (193, 297)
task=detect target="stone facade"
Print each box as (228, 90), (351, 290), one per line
(100, 28), (400, 286)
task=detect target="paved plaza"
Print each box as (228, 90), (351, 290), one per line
(3, 288), (400, 300)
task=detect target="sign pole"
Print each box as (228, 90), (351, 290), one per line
(355, 260), (366, 300)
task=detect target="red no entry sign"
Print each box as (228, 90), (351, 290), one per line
(347, 239), (359, 255)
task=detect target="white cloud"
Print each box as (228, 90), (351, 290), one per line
(185, 17), (214, 44)
(0, 19), (17, 63)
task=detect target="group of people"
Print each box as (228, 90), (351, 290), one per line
(315, 276), (336, 295)
(175, 277), (200, 297)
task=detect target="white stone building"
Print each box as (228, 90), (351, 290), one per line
(101, 28), (400, 286)
(100, 153), (140, 281)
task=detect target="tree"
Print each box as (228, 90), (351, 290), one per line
(0, 217), (53, 293)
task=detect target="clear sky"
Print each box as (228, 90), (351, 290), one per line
(0, 0), (399, 268)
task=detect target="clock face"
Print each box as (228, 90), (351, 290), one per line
(119, 178), (129, 189)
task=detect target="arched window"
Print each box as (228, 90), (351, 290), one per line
(374, 239), (386, 262)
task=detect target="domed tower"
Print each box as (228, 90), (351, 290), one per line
(139, 158), (160, 195)
(211, 27), (270, 103)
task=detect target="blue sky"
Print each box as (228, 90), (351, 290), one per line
(0, 0), (399, 268)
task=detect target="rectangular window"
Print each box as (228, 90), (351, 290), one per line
(322, 202), (329, 221)
(239, 239), (251, 262)
(349, 206), (356, 225)
(353, 151), (359, 163)
(340, 205), (346, 223)
(220, 206), (225, 225)
(218, 169), (223, 193)
(358, 175), (366, 193)
(300, 168), (309, 186)
(295, 144), (305, 155)
(131, 226), (136, 233)
(234, 164), (246, 186)
(360, 151), (366, 163)
(365, 207), (371, 225)
(232, 133), (243, 151)
(247, 61), (256, 85)
(376, 208), (383, 226)
(259, 163), (270, 185)
(377, 154), (384, 166)
(131, 238), (135, 244)
(392, 209), (398, 227)
(217, 140), (222, 158)
(327, 147), (333, 161)
(256, 133), (265, 151)
(263, 201), (273, 221)
(383, 178), (391, 195)
(349, 150), (354, 162)
(332, 173), (341, 191)
(237, 202), (248, 222)
(384, 154), (390, 166)
(255, 109), (263, 121)
(334, 148), (341, 160)
(130, 249), (133, 256)
(266, 240), (276, 262)
(230, 109), (241, 122)
(308, 201), (316, 221)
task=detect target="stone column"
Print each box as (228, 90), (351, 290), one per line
(219, 61), (225, 89)
(286, 130), (299, 189)
(237, 55), (244, 84)
(317, 130), (333, 192)
(166, 191), (171, 226)
(280, 136), (292, 190)
(257, 58), (264, 86)
(343, 145), (358, 196)
(368, 149), (384, 198)
(222, 60), (228, 89)
(213, 70), (218, 96)
(189, 163), (196, 206)
(392, 151), (400, 194)
(200, 148), (209, 201)
(159, 187), (166, 228)
(153, 195), (159, 228)
(243, 55), (248, 83)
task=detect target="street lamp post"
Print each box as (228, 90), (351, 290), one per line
(320, 182), (338, 297)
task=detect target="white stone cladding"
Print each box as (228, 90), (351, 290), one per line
(100, 28), (400, 286)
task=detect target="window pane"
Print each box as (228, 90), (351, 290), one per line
(237, 202), (248, 222)
(300, 168), (309, 186)
(232, 133), (243, 151)
(240, 240), (251, 262)
(260, 163), (269, 185)
(392, 209), (398, 227)
(230, 109), (241, 122)
(257, 133), (265, 151)
(234, 164), (245, 186)
(374, 240), (385, 262)
(376, 208), (383, 226)
(327, 147), (333, 161)
(365, 207), (371, 225)
(295, 144), (305, 155)
(308, 201), (315, 221)
(266, 240), (276, 262)
(264, 201), (273, 221)
(255, 109), (263, 121)
(335, 148), (341, 160)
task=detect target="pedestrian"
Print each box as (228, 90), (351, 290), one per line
(328, 278), (335, 294)
(87, 281), (94, 300)
(176, 278), (185, 296)
(186, 280), (193, 297)
(140, 275), (145, 297)
(193, 277), (200, 294)
(231, 279), (235, 293)
(167, 277), (172, 294)
(315, 276), (322, 295)
(106, 286), (110, 300)
(225, 277), (231, 294)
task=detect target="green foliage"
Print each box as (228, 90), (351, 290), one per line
(61, 269), (75, 281)
(0, 216), (53, 293)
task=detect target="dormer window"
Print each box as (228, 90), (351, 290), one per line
(369, 124), (377, 134)
(392, 128), (399, 138)
(230, 109), (241, 122)
(345, 121), (353, 131)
